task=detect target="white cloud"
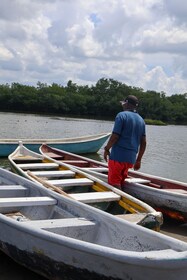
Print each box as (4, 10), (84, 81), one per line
(0, 45), (13, 60)
(0, 0), (187, 95)
(163, 0), (187, 25)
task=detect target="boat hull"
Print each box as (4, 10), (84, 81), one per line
(40, 144), (187, 222)
(0, 222), (187, 280)
(9, 143), (163, 231)
(0, 133), (110, 157)
(0, 168), (186, 280)
(124, 183), (187, 222)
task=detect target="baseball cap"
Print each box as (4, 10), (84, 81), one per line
(120, 95), (139, 107)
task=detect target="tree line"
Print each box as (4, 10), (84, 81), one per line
(0, 78), (186, 124)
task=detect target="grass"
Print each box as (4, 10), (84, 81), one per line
(144, 119), (167, 126)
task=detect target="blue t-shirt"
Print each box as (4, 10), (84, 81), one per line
(110, 111), (146, 164)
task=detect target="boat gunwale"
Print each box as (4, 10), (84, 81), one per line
(0, 133), (111, 144)
(1, 212), (187, 266)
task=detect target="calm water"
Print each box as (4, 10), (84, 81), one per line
(0, 112), (186, 279)
(0, 112), (186, 182)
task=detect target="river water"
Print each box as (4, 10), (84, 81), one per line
(0, 112), (186, 279)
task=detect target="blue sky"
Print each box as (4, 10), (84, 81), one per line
(0, 0), (187, 96)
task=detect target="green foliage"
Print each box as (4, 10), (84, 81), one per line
(0, 79), (186, 124)
(144, 119), (167, 126)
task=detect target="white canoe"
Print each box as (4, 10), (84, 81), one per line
(40, 144), (187, 223)
(8, 142), (163, 231)
(0, 167), (187, 280)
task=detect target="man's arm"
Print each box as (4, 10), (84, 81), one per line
(134, 135), (146, 170)
(104, 133), (119, 162)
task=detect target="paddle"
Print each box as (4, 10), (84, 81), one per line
(27, 171), (75, 200)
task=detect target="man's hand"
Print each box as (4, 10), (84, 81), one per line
(134, 160), (141, 170)
(104, 149), (110, 162)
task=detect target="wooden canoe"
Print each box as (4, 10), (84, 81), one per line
(0, 132), (110, 157)
(0, 167), (186, 280)
(40, 144), (187, 223)
(8, 142), (163, 231)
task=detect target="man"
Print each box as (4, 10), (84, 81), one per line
(104, 95), (146, 189)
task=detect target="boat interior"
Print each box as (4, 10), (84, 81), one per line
(0, 171), (185, 254)
(11, 155), (148, 217)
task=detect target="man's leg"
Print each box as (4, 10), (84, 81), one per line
(108, 160), (123, 189)
(121, 162), (133, 188)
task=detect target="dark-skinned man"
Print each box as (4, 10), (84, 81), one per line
(104, 95), (146, 190)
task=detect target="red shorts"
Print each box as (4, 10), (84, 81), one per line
(108, 159), (133, 189)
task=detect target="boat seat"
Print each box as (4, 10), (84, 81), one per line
(125, 178), (151, 184)
(62, 160), (89, 167)
(14, 155), (43, 163)
(82, 167), (108, 173)
(46, 178), (94, 190)
(45, 152), (64, 160)
(164, 189), (187, 194)
(148, 182), (162, 189)
(0, 196), (57, 207)
(17, 162), (59, 170)
(115, 213), (146, 223)
(31, 170), (75, 178)
(22, 217), (96, 229)
(69, 191), (121, 203)
(0, 185), (27, 197)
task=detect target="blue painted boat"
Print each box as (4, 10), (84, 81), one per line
(0, 132), (110, 157)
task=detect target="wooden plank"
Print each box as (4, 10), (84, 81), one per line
(82, 167), (108, 173)
(27, 171), (75, 199)
(70, 191), (120, 203)
(31, 170), (75, 178)
(125, 178), (151, 184)
(148, 182), (162, 189)
(62, 160), (89, 167)
(0, 185), (27, 197)
(0, 197), (56, 207)
(115, 213), (146, 223)
(0, 185), (27, 190)
(45, 152), (64, 160)
(17, 162), (59, 170)
(22, 217), (96, 228)
(14, 155), (42, 162)
(46, 178), (94, 188)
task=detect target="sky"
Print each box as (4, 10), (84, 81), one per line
(0, 0), (187, 96)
